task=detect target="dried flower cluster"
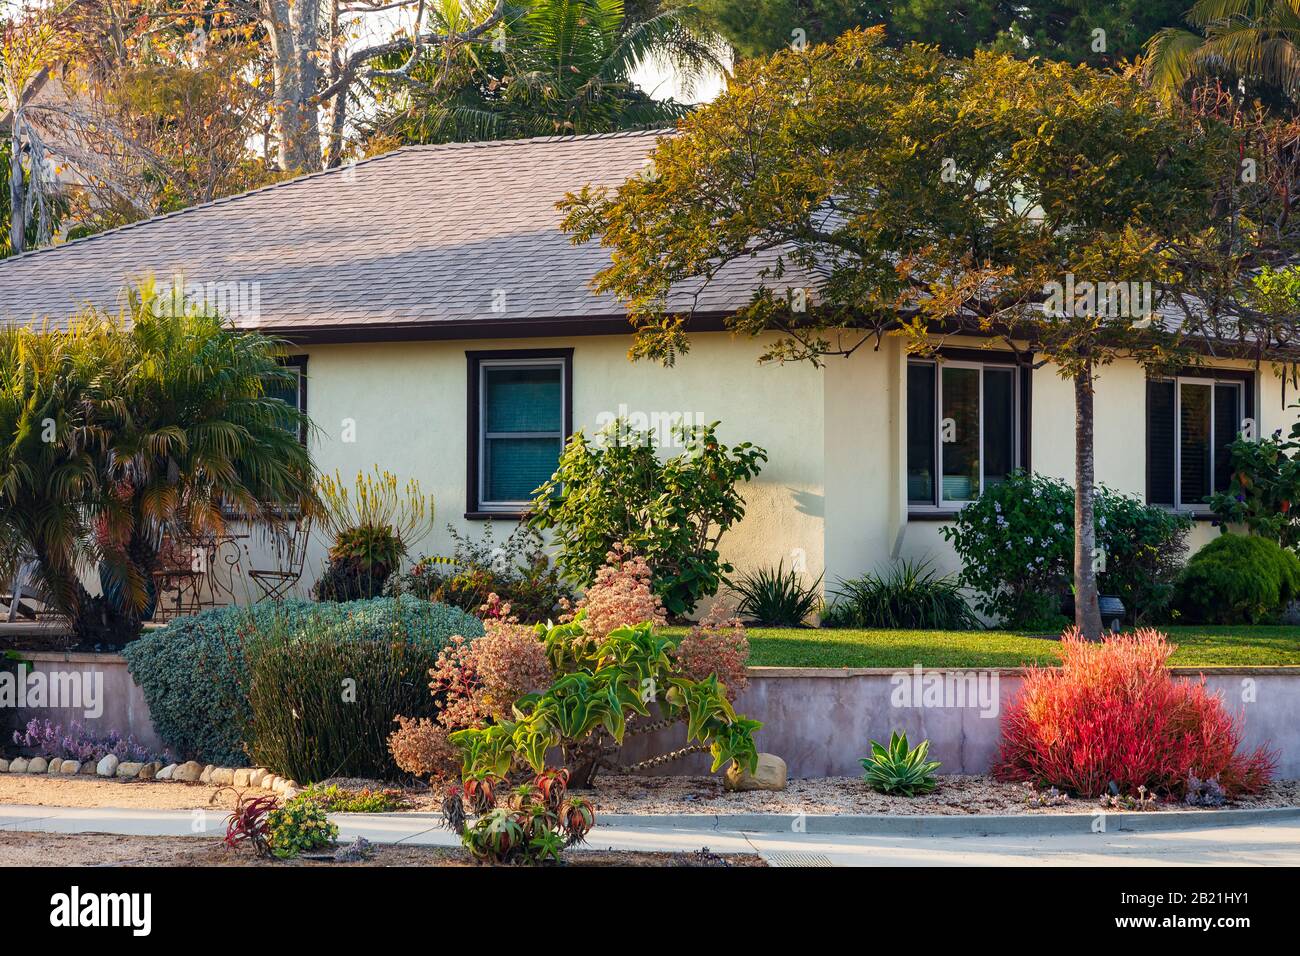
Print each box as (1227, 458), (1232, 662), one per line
(674, 603), (750, 700)
(387, 716), (461, 782)
(570, 544), (667, 642)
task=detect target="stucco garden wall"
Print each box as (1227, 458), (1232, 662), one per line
(15, 654), (1297, 780)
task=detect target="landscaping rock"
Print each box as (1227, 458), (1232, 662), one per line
(724, 753), (788, 792)
(79, 761), (97, 775)
(199, 765), (215, 784)
(248, 769), (267, 788)
(47, 760), (61, 774)
(59, 760), (81, 774)
(156, 764), (177, 781)
(96, 754), (119, 777)
(210, 768), (234, 787)
(0, 759), (8, 772)
(233, 769), (252, 788)
(138, 762), (158, 780)
(28, 757), (48, 774)
(116, 762), (144, 779)
(263, 775), (280, 792)
(172, 761), (204, 783)
(9, 758), (28, 774)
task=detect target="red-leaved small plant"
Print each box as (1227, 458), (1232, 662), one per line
(214, 788), (278, 858)
(995, 628), (1276, 800)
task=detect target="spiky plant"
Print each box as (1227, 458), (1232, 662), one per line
(860, 731), (942, 797)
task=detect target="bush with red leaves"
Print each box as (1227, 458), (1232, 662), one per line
(995, 628), (1275, 799)
(214, 788), (278, 858)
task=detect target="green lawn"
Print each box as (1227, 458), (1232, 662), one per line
(664, 625), (1300, 668)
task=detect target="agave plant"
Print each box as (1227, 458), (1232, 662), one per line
(860, 731), (942, 797)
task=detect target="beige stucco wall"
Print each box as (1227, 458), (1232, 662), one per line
(219, 330), (1300, 611)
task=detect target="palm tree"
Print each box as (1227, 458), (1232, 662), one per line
(1145, 1), (1300, 106)
(373, 0), (727, 144)
(0, 279), (317, 643)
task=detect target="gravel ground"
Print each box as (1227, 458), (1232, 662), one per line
(3, 772), (1297, 817)
(0, 832), (762, 867)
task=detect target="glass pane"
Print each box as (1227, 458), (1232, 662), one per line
(485, 437), (563, 501)
(941, 366), (980, 502)
(265, 366), (302, 437)
(983, 368), (1015, 487)
(907, 364), (936, 504)
(1146, 380), (1176, 505)
(1179, 382), (1211, 506)
(484, 366), (561, 433)
(1213, 383), (1242, 494)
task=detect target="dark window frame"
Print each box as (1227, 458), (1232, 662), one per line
(907, 348), (1033, 521)
(1146, 367), (1254, 513)
(277, 355), (309, 446)
(465, 348), (573, 520)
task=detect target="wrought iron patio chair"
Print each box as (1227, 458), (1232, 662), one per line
(248, 514), (312, 602)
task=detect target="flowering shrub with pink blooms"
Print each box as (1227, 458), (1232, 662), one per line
(995, 628), (1275, 799)
(675, 604), (750, 701)
(565, 545), (667, 643)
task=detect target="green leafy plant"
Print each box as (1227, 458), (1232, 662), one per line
(1208, 424), (1300, 550)
(312, 467), (436, 600)
(1173, 533), (1300, 624)
(386, 521), (572, 623)
(860, 731), (942, 797)
(942, 471), (1191, 627)
(530, 419), (767, 617)
(824, 559), (978, 630)
(449, 614), (761, 788)
(299, 784), (410, 813)
(728, 561), (822, 626)
(266, 794), (339, 859)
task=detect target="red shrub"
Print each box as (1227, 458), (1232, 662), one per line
(995, 628), (1275, 799)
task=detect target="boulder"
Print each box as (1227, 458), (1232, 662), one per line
(8, 758), (29, 774)
(156, 764), (177, 781)
(116, 762), (144, 779)
(210, 768), (235, 787)
(96, 754), (119, 777)
(47, 759), (61, 774)
(138, 762), (158, 780)
(233, 769), (252, 788)
(0, 759), (8, 772)
(79, 761), (97, 775)
(59, 760), (81, 775)
(199, 765), (215, 785)
(724, 753), (788, 792)
(27, 757), (48, 774)
(248, 769), (267, 788)
(172, 761), (204, 783)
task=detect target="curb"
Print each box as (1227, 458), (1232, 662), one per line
(589, 805), (1300, 837)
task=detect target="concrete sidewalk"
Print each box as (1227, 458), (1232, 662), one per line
(2, 804), (1298, 866)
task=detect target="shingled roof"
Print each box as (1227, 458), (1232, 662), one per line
(0, 130), (785, 340)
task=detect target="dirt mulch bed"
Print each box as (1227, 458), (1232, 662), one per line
(3, 771), (1297, 817)
(0, 832), (762, 867)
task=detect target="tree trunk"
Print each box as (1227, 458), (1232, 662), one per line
(8, 119), (24, 255)
(1073, 361), (1103, 639)
(263, 0), (323, 173)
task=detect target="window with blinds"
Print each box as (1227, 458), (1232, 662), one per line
(266, 357), (307, 444)
(1147, 375), (1248, 510)
(473, 355), (569, 511)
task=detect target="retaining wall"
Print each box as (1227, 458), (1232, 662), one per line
(7, 654), (1299, 778)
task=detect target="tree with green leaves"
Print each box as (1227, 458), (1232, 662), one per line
(1146, 0), (1300, 110)
(697, 0), (1189, 64)
(559, 28), (1300, 638)
(0, 280), (317, 643)
(370, 0), (724, 145)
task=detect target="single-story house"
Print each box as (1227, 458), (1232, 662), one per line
(0, 129), (1295, 609)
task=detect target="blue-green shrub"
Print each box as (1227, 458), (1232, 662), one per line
(123, 597), (483, 765)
